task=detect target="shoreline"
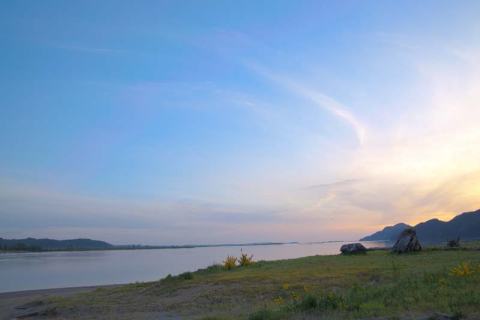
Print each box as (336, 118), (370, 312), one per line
(4, 244), (478, 298)
(1, 249), (479, 319)
(0, 284), (120, 299)
(3, 245), (477, 297)
(0, 245), (385, 297)
(0, 285), (115, 320)
(1, 248), (480, 319)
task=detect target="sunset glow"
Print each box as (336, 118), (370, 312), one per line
(1, 1), (479, 244)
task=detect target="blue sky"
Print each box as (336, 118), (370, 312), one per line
(1, 1), (480, 244)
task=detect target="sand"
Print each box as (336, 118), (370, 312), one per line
(0, 286), (116, 320)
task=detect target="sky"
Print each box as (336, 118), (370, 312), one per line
(1, 1), (480, 245)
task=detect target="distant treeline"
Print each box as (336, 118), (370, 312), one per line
(0, 243), (43, 252)
(0, 237), (114, 252)
(0, 237), (297, 253)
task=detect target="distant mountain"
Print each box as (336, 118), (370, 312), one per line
(0, 237), (114, 251)
(415, 209), (480, 242)
(361, 209), (480, 243)
(360, 223), (411, 241)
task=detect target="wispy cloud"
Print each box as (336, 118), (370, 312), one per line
(0, 180), (291, 244)
(54, 44), (126, 54)
(297, 45), (480, 231)
(306, 179), (362, 190)
(246, 63), (367, 145)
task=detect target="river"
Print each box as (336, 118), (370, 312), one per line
(0, 241), (387, 293)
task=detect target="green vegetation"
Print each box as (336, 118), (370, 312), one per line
(179, 271), (194, 280)
(223, 255), (238, 270)
(45, 246), (480, 319)
(222, 251), (255, 270)
(238, 251), (255, 267)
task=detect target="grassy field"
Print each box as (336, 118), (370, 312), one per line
(43, 247), (480, 319)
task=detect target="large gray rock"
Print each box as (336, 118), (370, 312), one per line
(340, 243), (367, 254)
(392, 228), (422, 253)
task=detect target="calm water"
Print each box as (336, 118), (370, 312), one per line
(0, 241), (386, 293)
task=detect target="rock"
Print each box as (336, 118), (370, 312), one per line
(15, 300), (44, 310)
(340, 243), (367, 254)
(447, 237), (460, 248)
(14, 300), (57, 319)
(392, 228), (422, 253)
(16, 306), (57, 319)
(421, 312), (459, 320)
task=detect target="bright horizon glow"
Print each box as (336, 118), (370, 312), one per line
(1, 1), (480, 245)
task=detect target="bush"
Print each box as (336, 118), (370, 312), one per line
(447, 238), (461, 248)
(239, 250), (254, 267)
(248, 309), (283, 320)
(317, 292), (344, 311)
(297, 294), (317, 310)
(223, 255), (237, 270)
(451, 262), (474, 277)
(179, 271), (194, 280)
(198, 264), (224, 274)
(159, 273), (174, 283)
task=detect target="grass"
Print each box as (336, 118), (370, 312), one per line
(45, 246), (480, 319)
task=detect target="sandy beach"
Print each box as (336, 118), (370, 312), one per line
(0, 286), (116, 320)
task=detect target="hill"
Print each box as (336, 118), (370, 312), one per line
(0, 237), (114, 251)
(360, 223), (411, 241)
(361, 209), (480, 242)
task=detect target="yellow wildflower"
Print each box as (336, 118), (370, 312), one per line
(273, 296), (284, 305)
(451, 262), (474, 277)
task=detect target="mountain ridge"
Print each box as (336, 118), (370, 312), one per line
(361, 209), (480, 242)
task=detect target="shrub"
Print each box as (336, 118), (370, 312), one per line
(447, 238), (461, 248)
(198, 264), (223, 274)
(273, 296), (285, 305)
(223, 255), (237, 270)
(160, 273), (173, 283)
(451, 262), (474, 277)
(239, 250), (254, 267)
(297, 294), (317, 310)
(179, 271), (194, 280)
(317, 292), (344, 311)
(248, 309), (283, 320)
